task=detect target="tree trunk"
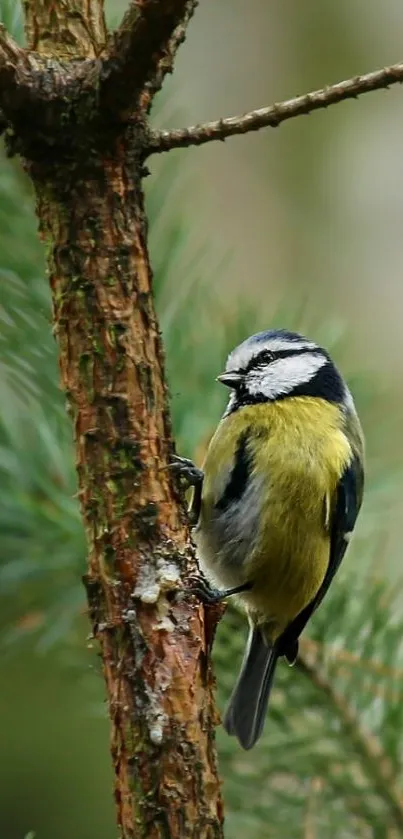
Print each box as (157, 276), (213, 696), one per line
(36, 149), (222, 837)
(1, 1), (224, 837)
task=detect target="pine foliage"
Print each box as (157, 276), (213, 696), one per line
(1, 5), (403, 837)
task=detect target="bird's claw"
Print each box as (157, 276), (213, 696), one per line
(170, 455), (204, 489)
(187, 574), (226, 605)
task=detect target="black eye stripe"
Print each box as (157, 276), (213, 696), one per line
(245, 346), (324, 373)
(271, 347), (319, 359)
(225, 358), (344, 412)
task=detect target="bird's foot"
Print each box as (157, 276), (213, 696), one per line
(169, 455), (204, 489)
(188, 574), (253, 604)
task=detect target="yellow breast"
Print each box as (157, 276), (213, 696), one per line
(200, 397), (352, 638)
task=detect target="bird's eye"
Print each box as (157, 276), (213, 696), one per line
(260, 350), (275, 363)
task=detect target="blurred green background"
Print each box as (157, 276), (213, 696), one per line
(2, 1), (403, 837)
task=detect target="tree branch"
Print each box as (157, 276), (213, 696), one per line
(297, 649), (403, 834)
(147, 60), (403, 153)
(139, 0), (198, 113)
(99, 0), (198, 118)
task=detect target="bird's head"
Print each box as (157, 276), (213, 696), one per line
(218, 329), (350, 412)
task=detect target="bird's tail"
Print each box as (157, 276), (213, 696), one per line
(223, 625), (279, 750)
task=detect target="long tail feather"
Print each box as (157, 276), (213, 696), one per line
(223, 626), (279, 750)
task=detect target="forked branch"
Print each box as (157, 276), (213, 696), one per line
(148, 60), (403, 153)
(100, 0), (198, 116)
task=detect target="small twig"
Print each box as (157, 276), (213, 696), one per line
(298, 650), (403, 834)
(99, 0), (198, 117)
(148, 60), (403, 153)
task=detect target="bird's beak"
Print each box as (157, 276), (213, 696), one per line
(216, 371), (242, 388)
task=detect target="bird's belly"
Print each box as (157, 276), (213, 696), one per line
(195, 397), (352, 639)
(242, 524), (330, 634)
(196, 489), (330, 638)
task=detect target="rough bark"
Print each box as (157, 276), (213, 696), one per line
(101, 0), (199, 116)
(37, 147), (222, 838)
(23, 0), (107, 57)
(7, 2), (224, 837)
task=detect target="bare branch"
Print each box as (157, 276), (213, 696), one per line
(99, 0), (198, 117)
(148, 60), (403, 153)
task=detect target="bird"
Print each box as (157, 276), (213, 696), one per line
(172, 328), (364, 750)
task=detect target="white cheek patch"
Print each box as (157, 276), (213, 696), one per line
(227, 336), (317, 373)
(247, 352), (327, 399)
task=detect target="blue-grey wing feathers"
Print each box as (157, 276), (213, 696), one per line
(278, 452), (364, 661)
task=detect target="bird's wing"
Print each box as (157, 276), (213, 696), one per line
(278, 452), (364, 662)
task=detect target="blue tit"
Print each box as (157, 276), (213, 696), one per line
(173, 328), (364, 750)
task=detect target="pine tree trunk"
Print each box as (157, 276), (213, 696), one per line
(2, 1), (224, 837)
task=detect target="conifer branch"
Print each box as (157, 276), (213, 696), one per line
(298, 650), (403, 833)
(148, 61), (403, 153)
